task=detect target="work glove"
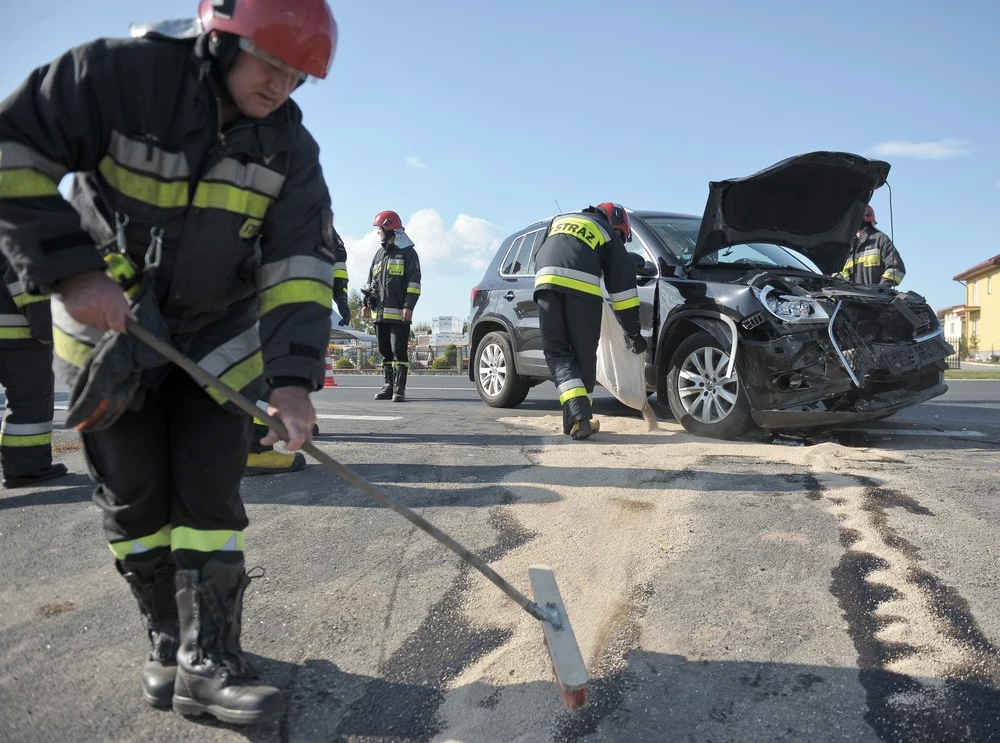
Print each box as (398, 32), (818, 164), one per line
(336, 295), (351, 326)
(626, 333), (647, 355)
(65, 282), (169, 432)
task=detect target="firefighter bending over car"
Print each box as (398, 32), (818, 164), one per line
(531, 203), (646, 440)
(838, 205), (906, 287)
(362, 210), (422, 403)
(0, 0), (339, 725)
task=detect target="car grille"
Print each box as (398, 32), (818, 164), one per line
(834, 298), (939, 342)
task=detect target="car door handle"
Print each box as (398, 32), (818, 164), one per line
(504, 291), (516, 301)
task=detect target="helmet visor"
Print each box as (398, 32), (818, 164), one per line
(238, 37), (316, 85)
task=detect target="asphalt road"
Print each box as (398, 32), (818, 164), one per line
(2, 375), (1000, 742)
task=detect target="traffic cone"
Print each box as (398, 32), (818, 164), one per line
(324, 354), (338, 388)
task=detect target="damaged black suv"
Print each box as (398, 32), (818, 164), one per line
(467, 151), (953, 440)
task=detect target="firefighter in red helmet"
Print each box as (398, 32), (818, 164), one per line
(838, 204), (907, 287)
(362, 211), (422, 401)
(0, 0), (338, 724)
(531, 203), (645, 439)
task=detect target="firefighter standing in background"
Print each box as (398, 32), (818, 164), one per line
(838, 205), (906, 287)
(245, 218), (349, 475)
(0, 0), (339, 725)
(0, 256), (68, 488)
(531, 203), (646, 440)
(362, 210), (421, 402)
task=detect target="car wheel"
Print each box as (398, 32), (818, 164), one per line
(666, 331), (753, 439)
(475, 330), (530, 408)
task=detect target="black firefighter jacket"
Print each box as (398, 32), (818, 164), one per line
(1, 253), (51, 349)
(365, 239), (421, 325)
(531, 208), (641, 336)
(839, 225), (906, 287)
(0, 32), (337, 402)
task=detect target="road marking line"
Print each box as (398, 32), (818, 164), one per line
(316, 414), (402, 421)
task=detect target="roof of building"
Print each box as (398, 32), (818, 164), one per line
(936, 304), (967, 317)
(954, 254), (1000, 281)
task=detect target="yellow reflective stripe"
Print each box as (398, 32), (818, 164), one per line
(0, 327), (33, 339)
(333, 268), (349, 280)
(0, 168), (60, 198)
(0, 141), (67, 181)
(406, 285), (421, 295)
(259, 279), (333, 315)
(12, 292), (48, 308)
(108, 525), (173, 560)
(193, 182), (272, 219)
(99, 156), (188, 208)
(0, 432), (52, 447)
(170, 527), (244, 553)
(611, 295), (640, 311)
(381, 310), (403, 321)
(53, 326), (95, 369)
(534, 274), (604, 297)
(882, 270), (904, 284)
(855, 253), (881, 268)
(549, 216), (607, 249)
(559, 387), (589, 404)
(205, 352), (265, 405)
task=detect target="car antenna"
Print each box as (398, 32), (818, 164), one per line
(885, 180), (894, 241)
(554, 198), (562, 213)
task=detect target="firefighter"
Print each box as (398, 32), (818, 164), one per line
(0, 0), (338, 725)
(361, 210), (421, 402)
(0, 256), (68, 488)
(245, 218), (349, 475)
(531, 203), (646, 440)
(838, 205), (906, 287)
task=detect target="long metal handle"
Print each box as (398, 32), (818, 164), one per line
(124, 318), (549, 623)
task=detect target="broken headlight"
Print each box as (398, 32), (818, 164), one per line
(753, 285), (830, 324)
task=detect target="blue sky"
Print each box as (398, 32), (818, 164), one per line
(5, 0), (998, 324)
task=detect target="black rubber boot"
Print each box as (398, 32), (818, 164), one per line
(2, 462), (68, 489)
(172, 559), (282, 725)
(392, 366), (408, 403)
(374, 365), (394, 400)
(117, 549), (179, 708)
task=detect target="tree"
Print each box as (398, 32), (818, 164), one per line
(412, 321), (431, 336)
(346, 289), (375, 335)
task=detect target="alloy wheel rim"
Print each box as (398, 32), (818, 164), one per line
(677, 346), (740, 424)
(478, 342), (507, 397)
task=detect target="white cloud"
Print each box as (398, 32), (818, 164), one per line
(342, 208), (504, 290)
(405, 155), (426, 169)
(870, 139), (974, 160)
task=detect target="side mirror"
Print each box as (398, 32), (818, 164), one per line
(630, 252), (656, 276)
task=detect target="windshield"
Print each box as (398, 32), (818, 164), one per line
(641, 215), (819, 272)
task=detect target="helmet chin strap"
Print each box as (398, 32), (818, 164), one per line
(196, 31), (241, 107)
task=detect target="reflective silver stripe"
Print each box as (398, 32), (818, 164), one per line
(388, 258), (405, 266)
(331, 261), (347, 273)
(107, 130), (189, 180)
(256, 255), (335, 291)
(558, 378), (585, 394)
(535, 266), (601, 286)
(0, 141), (66, 182)
(608, 288), (638, 303)
(6, 280), (24, 296)
(0, 314), (29, 327)
(204, 158), (285, 197)
(1, 421), (52, 435)
(198, 324), (261, 377)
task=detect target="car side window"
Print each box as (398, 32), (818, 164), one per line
(501, 229), (542, 276)
(501, 235), (525, 275)
(626, 232), (653, 273)
(522, 230), (542, 275)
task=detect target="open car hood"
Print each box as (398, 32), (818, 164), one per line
(692, 151), (890, 276)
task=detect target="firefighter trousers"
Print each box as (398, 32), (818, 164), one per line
(376, 321), (411, 367)
(0, 343), (56, 479)
(537, 290), (602, 434)
(81, 366), (253, 571)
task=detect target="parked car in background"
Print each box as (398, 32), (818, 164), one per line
(468, 152), (953, 439)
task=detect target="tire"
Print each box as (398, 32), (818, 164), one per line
(666, 331), (753, 439)
(474, 331), (530, 408)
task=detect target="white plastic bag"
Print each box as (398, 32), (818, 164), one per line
(595, 303), (657, 428)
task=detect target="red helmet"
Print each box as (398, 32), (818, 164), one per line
(596, 202), (631, 242)
(198, 0), (337, 80)
(863, 205), (877, 224)
(373, 210), (403, 231)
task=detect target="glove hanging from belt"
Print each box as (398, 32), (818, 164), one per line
(65, 281), (171, 432)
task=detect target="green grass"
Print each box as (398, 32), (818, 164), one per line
(945, 370), (1000, 379)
